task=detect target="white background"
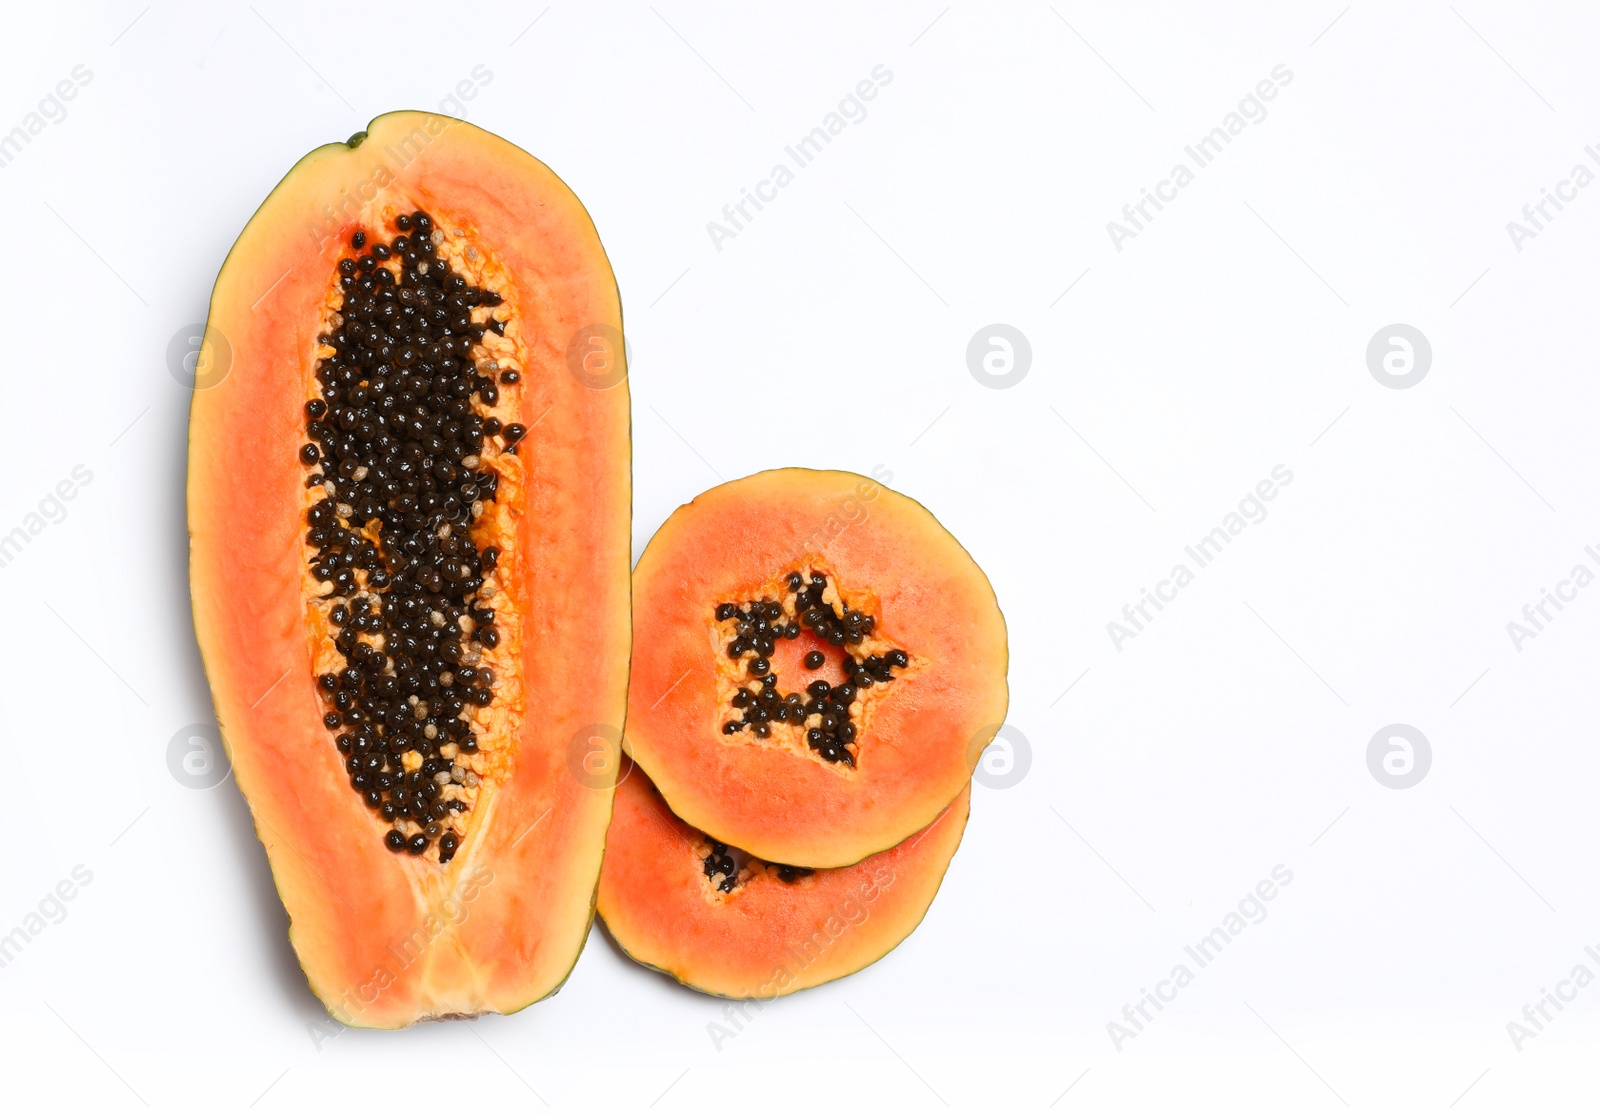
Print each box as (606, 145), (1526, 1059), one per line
(2, 2), (1596, 1110)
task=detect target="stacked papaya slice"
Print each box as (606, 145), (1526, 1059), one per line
(598, 469), (1008, 997)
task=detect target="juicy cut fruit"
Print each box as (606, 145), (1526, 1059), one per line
(598, 760), (970, 998)
(187, 112), (631, 1027)
(625, 468), (1008, 869)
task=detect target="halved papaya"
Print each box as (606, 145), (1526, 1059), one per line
(598, 759), (969, 998)
(187, 112), (631, 1027)
(625, 469), (1007, 868)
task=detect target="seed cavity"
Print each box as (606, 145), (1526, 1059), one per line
(302, 210), (518, 865)
(703, 841), (738, 893)
(700, 840), (815, 895)
(713, 570), (908, 766)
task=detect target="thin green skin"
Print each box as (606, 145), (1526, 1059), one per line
(187, 111), (633, 1028)
(597, 794), (972, 1000)
(621, 466), (1009, 870)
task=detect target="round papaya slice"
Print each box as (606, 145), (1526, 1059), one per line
(187, 112), (631, 1027)
(598, 759), (969, 997)
(625, 468), (1007, 868)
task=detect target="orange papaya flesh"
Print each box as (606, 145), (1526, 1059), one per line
(625, 468), (1008, 869)
(598, 759), (970, 998)
(187, 112), (631, 1028)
